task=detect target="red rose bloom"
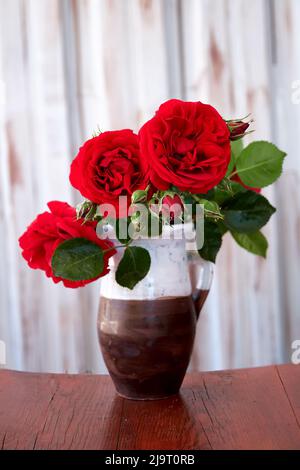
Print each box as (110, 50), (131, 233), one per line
(19, 201), (115, 288)
(139, 99), (231, 193)
(69, 130), (149, 217)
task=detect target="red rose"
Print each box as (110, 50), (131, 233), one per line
(19, 201), (115, 288)
(69, 130), (149, 217)
(139, 99), (231, 194)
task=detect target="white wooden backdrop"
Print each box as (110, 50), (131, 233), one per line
(0, 0), (299, 373)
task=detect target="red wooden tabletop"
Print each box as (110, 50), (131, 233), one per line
(0, 364), (299, 450)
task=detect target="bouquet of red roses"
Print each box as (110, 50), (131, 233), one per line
(19, 99), (285, 289)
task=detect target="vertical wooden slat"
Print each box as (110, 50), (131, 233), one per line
(270, 0), (300, 360)
(181, 0), (284, 370)
(69, 0), (173, 373)
(0, 49), (23, 370)
(0, 0), (85, 372)
(161, 0), (184, 98)
(72, 0), (170, 136)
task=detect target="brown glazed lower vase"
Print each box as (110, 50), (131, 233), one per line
(97, 296), (197, 400)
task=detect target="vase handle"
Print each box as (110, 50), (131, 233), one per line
(188, 252), (214, 320)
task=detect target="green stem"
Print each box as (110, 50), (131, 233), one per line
(192, 195), (204, 203)
(205, 210), (224, 220)
(228, 170), (238, 179)
(103, 240), (132, 254)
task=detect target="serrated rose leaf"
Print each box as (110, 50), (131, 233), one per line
(236, 141), (286, 188)
(231, 230), (268, 257)
(223, 191), (276, 233)
(226, 139), (244, 176)
(51, 238), (104, 281)
(115, 246), (151, 289)
(198, 221), (222, 263)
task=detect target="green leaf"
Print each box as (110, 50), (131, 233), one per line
(197, 199), (222, 220)
(235, 141), (286, 188)
(198, 221), (222, 263)
(217, 220), (228, 236)
(198, 199), (221, 213)
(223, 191), (276, 233)
(51, 238), (104, 281)
(231, 230), (268, 258)
(226, 140), (244, 176)
(115, 246), (151, 289)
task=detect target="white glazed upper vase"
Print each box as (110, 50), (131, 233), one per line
(100, 223), (214, 305)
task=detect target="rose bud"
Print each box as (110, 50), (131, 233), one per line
(131, 186), (150, 204)
(161, 194), (184, 222)
(76, 200), (97, 220)
(228, 120), (251, 141)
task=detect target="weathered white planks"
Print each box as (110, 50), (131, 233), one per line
(66, 0), (174, 372)
(0, 0), (83, 372)
(0, 0), (298, 373)
(0, 44), (24, 371)
(71, 0), (170, 137)
(270, 0), (300, 360)
(182, 0), (284, 370)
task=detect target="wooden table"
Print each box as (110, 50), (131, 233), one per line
(0, 364), (299, 450)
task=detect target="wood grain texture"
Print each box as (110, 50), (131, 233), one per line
(0, 365), (300, 450)
(0, 370), (123, 450)
(0, 0), (85, 374)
